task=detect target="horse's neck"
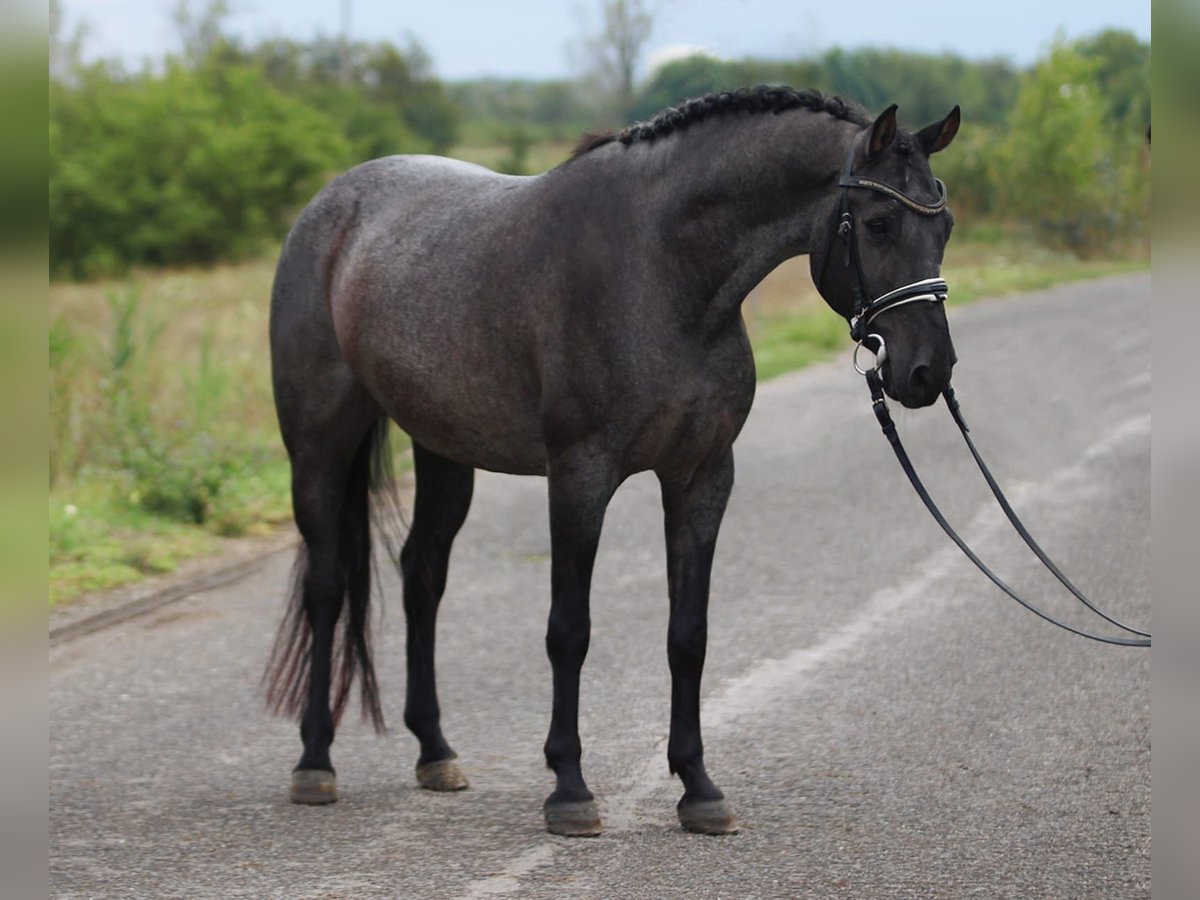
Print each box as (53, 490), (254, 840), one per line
(650, 113), (853, 329)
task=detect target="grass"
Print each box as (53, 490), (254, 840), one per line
(48, 199), (1147, 607)
(50, 482), (226, 604)
(48, 266), (297, 603)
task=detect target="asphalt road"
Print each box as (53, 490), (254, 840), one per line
(50, 274), (1150, 899)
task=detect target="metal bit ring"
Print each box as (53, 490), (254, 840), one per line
(853, 333), (888, 375)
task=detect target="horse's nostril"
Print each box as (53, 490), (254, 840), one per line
(908, 364), (932, 395)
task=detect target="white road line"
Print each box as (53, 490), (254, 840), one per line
(456, 413), (1149, 898)
(461, 844), (558, 899)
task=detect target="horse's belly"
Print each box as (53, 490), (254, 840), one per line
(354, 347), (548, 475)
(386, 394), (548, 475)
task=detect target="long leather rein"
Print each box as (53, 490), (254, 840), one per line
(866, 370), (1150, 647)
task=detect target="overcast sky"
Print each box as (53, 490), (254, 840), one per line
(66, 0), (1150, 80)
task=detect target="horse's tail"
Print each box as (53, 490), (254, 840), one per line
(264, 416), (403, 733)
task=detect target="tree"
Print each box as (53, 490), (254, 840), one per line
(50, 0), (87, 81)
(630, 53), (740, 121)
(171, 0), (235, 68)
(246, 37), (459, 154)
(579, 0), (656, 123)
(993, 43), (1124, 255)
(1075, 29), (1150, 130)
(363, 41), (460, 153)
(818, 48), (1018, 128)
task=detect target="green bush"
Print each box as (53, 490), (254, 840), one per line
(50, 62), (350, 277)
(993, 42), (1146, 256)
(250, 37), (460, 155)
(933, 124), (1003, 219)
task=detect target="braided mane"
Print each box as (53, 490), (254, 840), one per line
(572, 86), (869, 158)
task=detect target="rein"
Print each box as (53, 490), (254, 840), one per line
(864, 370), (1151, 648)
(828, 132), (1151, 648)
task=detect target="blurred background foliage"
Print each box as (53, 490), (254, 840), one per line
(47, 0), (1150, 602)
(49, 0), (1149, 277)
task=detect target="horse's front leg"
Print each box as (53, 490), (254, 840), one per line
(542, 444), (617, 836)
(659, 449), (739, 834)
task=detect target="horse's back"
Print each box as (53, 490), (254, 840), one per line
(281, 154), (524, 279)
(320, 154), (518, 229)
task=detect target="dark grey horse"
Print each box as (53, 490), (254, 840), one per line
(265, 87), (960, 836)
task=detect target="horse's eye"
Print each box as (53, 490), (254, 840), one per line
(866, 217), (890, 235)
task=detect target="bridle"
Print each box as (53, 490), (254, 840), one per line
(822, 127), (1150, 649)
(817, 134), (949, 375)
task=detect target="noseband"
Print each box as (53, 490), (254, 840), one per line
(819, 136), (949, 361)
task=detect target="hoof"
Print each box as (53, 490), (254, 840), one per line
(290, 769), (337, 805)
(544, 799), (602, 837)
(678, 798), (738, 835)
(416, 756), (469, 792)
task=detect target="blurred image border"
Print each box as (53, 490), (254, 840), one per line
(1151, 1), (1199, 897)
(2, 1), (50, 898)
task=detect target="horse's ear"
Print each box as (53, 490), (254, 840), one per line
(918, 106), (961, 155)
(867, 104), (899, 160)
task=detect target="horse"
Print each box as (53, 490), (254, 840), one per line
(264, 86), (960, 836)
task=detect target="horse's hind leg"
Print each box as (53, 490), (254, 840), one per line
(401, 442), (474, 791)
(264, 369), (384, 804)
(659, 450), (739, 834)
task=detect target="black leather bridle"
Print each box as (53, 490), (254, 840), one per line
(824, 130), (1150, 648)
(818, 136), (949, 364)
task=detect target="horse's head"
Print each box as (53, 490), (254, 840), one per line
(812, 104), (961, 408)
